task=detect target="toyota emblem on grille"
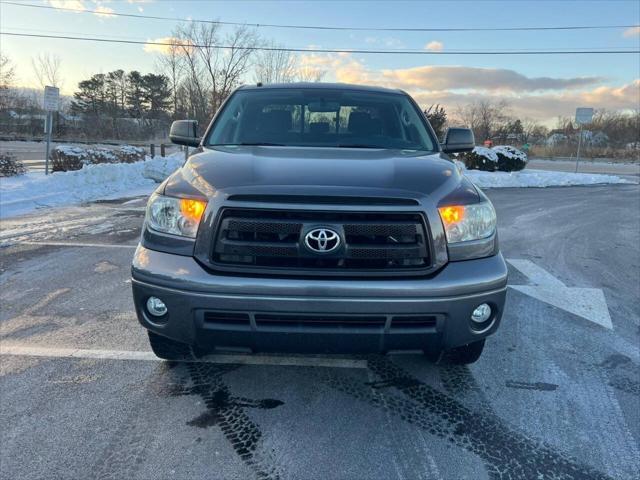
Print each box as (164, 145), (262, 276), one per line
(304, 228), (341, 253)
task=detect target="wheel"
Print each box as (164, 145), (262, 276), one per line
(147, 331), (194, 360)
(444, 339), (486, 365)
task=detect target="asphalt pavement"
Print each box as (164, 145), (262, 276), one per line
(1, 185), (639, 480)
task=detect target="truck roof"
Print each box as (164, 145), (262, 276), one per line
(238, 82), (406, 95)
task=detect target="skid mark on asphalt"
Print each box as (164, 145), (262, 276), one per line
(367, 368), (443, 480)
(323, 356), (612, 480)
(505, 380), (559, 391)
(0, 288), (72, 340)
(22, 288), (71, 316)
(596, 354), (640, 396)
(154, 362), (286, 480)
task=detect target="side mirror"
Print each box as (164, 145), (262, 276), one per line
(169, 120), (201, 147)
(441, 127), (475, 153)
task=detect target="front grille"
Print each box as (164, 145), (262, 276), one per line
(255, 313), (386, 329)
(390, 315), (438, 329)
(201, 311), (439, 331)
(210, 208), (432, 276)
(203, 312), (251, 326)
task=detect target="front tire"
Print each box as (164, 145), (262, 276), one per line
(147, 331), (194, 360)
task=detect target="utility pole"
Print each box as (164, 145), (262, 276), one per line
(575, 123), (583, 173)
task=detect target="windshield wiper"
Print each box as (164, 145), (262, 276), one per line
(335, 144), (383, 149)
(236, 142), (286, 146)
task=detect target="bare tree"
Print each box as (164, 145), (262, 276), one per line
(31, 53), (63, 88)
(173, 24), (208, 123)
(176, 23), (258, 116)
(295, 63), (326, 82)
(0, 54), (16, 110)
(522, 119), (548, 144)
(254, 43), (297, 84)
(155, 37), (186, 118)
(0, 54), (15, 88)
(454, 99), (509, 142)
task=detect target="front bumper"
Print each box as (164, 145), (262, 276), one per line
(131, 245), (508, 353)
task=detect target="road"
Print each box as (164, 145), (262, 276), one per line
(1, 186), (639, 480)
(528, 158), (639, 176)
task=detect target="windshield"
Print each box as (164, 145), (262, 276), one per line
(206, 88), (437, 152)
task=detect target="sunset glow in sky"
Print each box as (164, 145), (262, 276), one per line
(1, 0), (639, 123)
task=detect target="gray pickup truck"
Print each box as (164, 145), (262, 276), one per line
(131, 83), (507, 364)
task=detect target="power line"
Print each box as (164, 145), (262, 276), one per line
(2, 1), (639, 33)
(2, 31), (639, 55)
(5, 27), (637, 53)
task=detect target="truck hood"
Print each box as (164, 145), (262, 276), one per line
(162, 146), (479, 204)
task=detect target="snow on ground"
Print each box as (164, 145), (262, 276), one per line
(0, 153), (183, 219)
(464, 168), (632, 188)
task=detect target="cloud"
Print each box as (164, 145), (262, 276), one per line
(623, 26), (640, 37)
(381, 65), (603, 92)
(302, 53), (636, 122)
(410, 80), (639, 122)
(144, 37), (190, 55)
(361, 36), (404, 48)
(48, 0), (85, 11)
(94, 5), (115, 17)
(323, 54), (603, 92)
(47, 0), (115, 17)
(425, 41), (444, 52)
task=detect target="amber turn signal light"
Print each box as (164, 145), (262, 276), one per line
(180, 198), (207, 222)
(438, 205), (465, 225)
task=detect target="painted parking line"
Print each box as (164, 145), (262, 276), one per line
(0, 345), (367, 369)
(17, 241), (137, 249)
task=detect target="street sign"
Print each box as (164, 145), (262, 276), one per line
(575, 107), (593, 125)
(43, 86), (59, 111)
(574, 107), (593, 173)
(43, 86), (59, 175)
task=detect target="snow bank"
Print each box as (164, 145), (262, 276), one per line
(0, 154), (183, 218)
(473, 146), (498, 162)
(492, 145), (528, 162)
(464, 168), (632, 188)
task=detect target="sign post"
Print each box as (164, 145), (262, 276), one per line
(574, 107), (593, 173)
(43, 86), (60, 175)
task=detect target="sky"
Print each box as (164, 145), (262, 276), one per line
(1, 0), (639, 124)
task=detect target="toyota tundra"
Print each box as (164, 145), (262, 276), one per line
(131, 83), (508, 364)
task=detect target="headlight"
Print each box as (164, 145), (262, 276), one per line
(146, 193), (207, 238)
(438, 202), (496, 243)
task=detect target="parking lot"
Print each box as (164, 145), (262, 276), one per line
(1, 185), (639, 480)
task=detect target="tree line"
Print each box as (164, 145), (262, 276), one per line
(71, 70), (171, 138)
(1, 43), (638, 150)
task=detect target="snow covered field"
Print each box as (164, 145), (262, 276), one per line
(0, 153), (634, 219)
(464, 168), (632, 188)
(0, 154), (183, 219)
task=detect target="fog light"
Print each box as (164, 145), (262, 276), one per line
(146, 297), (167, 317)
(471, 303), (492, 323)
